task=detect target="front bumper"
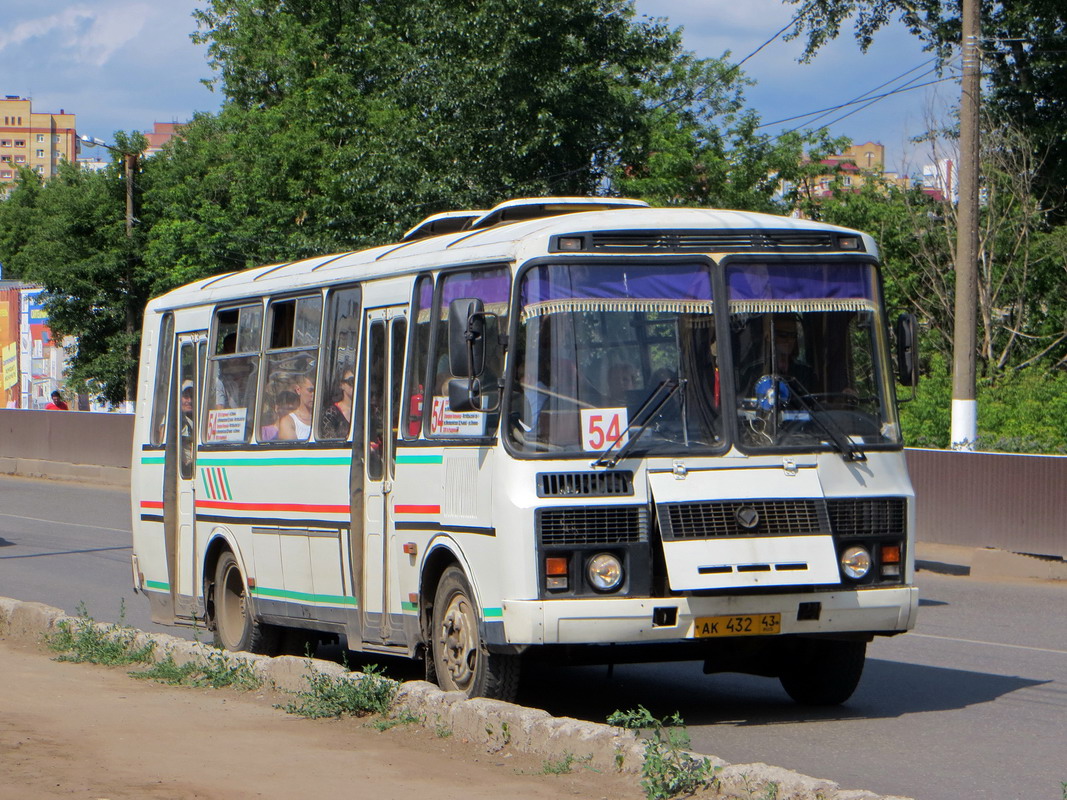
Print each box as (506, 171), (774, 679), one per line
(501, 585), (918, 645)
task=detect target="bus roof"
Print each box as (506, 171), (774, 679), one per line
(147, 200), (877, 312)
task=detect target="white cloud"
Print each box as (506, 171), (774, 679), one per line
(0, 3), (151, 68)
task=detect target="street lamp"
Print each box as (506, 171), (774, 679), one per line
(79, 134), (138, 239)
(79, 134), (140, 409)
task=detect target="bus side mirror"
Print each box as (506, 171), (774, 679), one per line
(448, 377), (482, 413)
(895, 313), (919, 387)
(448, 298), (485, 378)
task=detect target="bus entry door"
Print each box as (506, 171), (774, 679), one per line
(167, 332), (206, 619)
(360, 307), (407, 644)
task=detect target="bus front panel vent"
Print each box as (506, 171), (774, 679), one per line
(826, 497), (907, 538)
(657, 499), (826, 540)
(537, 470), (634, 498)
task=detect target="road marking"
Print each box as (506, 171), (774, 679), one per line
(0, 512), (128, 534)
(909, 631), (1067, 656)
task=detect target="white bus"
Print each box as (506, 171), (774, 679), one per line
(131, 197), (919, 705)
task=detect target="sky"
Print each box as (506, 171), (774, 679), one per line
(0, 0), (959, 174)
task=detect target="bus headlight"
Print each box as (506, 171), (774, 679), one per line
(586, 553), (624, 592)
(840, 546), (872, 580)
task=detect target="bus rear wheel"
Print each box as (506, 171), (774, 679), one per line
(431, 566), (519, 701)
(779, 638), (866, 706)
(212, 550), (278, 654)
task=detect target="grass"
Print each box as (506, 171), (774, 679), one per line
(47, 602), (155, 667)
(131, 648), (262, 690)
(279, 661), (399, 719)
(608, 706), (720, 800)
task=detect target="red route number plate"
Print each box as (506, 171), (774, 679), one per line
(693, 613), (781, 638)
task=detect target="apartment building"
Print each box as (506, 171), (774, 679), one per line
(0, 96), (77, 195)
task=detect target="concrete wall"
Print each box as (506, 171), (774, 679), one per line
(1, 409), (1064, 559)
(0, 408), (132, 486)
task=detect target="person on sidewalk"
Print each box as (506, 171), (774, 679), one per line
(45, 390), (69, 410)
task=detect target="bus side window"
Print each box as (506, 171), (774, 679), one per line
(428, 266), (509, 438)
(402, 275), (432, 439)
(316, 287), (360, 441)
(150, 313), (174, 446)
(262, 295), (322, 442)
(204, 304), (262, 444)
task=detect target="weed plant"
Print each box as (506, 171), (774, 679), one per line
(132, 649), (261, 690)
(541, 752), (577, 775)
(369, 710), (422, 731)
(280, 662), (399, 719)
(47, 602), (154, 667)
(608, 706), (719, 800)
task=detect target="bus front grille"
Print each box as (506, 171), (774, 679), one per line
(657, 499), (826, 539)
(826, 497), (907, 537)
(538, 506), (648, 546)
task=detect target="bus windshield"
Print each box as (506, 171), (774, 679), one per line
(727, 260), (901, 452)
(509, 262), (722, 455)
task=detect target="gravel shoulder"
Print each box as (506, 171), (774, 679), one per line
(0, 635), (640, 800)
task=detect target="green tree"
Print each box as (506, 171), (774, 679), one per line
(0, 140), (149, 404)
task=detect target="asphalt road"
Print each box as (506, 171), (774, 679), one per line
(1, 474), (1064, 800)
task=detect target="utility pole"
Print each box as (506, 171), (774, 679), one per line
(951, 0), (980, 450)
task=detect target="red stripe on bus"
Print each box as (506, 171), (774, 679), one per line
(141, 500), (164, 509)
(394, 504), (441, 514)
(195, 500), (349, 513)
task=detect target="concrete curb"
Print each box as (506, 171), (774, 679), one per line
(0, 595), (913, 800)
(0, 456), (130, 488)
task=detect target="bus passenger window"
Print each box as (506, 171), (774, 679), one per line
(204, 304), (262, 443)
(316, 287), (360, 441)
(261, 295), (322, 443)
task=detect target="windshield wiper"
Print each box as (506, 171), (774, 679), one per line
(591, 378), (686, 468)
(787, 379), (867, 463)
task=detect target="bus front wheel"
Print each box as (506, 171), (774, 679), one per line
(779, 638), (866, 706)
(431, 566), (519, 701)
(212, 550), (278, 654)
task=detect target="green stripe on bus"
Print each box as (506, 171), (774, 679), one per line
(197, 457), (351, 467)
(141, 457), (165, 465)
(395, 454), (443, 465)
(145, 580), (170, 591)
(250, 586), (358, 606)
(483, 608), (503, 618)
(220, 468), (233, 499)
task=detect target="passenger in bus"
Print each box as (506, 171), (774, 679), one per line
(276, 375), (315, 440)
(260, 389), (298, 441)
(216, 359), (254, 409)
(320, 369), (354, 439)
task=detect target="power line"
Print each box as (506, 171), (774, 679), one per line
(757, 59), (939, 129)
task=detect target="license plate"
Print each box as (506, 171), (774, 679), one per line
(693, 613), (781, 638)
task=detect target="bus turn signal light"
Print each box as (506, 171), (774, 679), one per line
(545, 557), (568, 576)
(881, 544), (901, 564)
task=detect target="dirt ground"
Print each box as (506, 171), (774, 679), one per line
(0, 636), (642, 800)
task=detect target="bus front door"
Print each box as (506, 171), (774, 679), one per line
(165, 332), (206, 619)
(359, 307), (407, 645)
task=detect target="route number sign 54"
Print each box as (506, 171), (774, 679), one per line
(580, 407), (629, 452)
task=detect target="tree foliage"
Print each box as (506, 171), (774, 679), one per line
(0, 138), (150, 404)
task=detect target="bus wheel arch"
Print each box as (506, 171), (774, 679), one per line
(428, 563), (520, 701)
(205, 538), (279, 655)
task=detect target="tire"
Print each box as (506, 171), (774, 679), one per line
(212, 550), (279, 654)
(779, 638), (867, 706)
(430, 566), (519, 701)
